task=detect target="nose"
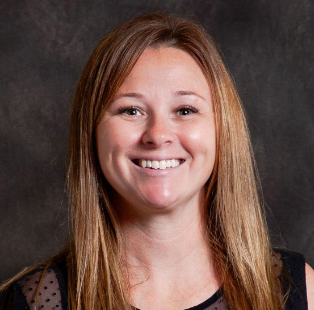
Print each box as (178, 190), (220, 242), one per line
(141, 115), (175, 148)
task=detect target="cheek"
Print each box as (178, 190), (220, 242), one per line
(96, 121), (141, 165)
(96, 123), (118, 175)
(180, 122), (216, 157)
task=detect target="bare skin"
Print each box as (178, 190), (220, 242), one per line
(119, 198), (220, 310)
(306, 263), (314, 310)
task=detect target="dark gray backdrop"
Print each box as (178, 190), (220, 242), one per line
(1, 0), (313, 282)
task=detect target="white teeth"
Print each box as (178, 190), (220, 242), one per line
(139, 159), (182, 169)
(152, 160), (159, 169)
(159, 160), (166, 170)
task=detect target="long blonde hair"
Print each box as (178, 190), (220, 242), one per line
(1, 13), (284, 310)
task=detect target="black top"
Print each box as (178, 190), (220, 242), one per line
(0, 249), (308, 310)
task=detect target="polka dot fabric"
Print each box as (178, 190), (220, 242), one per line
(204, 295), (227, 310)
(18, 268), (62, 310)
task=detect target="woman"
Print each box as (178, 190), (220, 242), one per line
(1, 13), (313, 310)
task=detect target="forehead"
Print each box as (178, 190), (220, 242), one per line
(116, 47), (210, 96)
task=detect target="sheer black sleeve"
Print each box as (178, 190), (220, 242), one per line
(0, 262), (67, 310)
(275, 248), (308, 310)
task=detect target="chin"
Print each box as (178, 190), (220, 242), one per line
(139, 192), (185, 212)
(143, 199), (178, 211)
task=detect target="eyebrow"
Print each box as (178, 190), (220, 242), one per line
(175, 90), (205, 100)
(114, 91), (205, 101)
(114, 92), (144, 100)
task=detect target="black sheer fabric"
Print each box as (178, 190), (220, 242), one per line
(0, 249), (307, 310)
(278, 249), (308, 310)
(0, 262), (67, 310)
(18, 268), (62, 309)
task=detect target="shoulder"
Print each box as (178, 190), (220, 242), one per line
(274, 248), (310, 310)
(274, 248), (306, 283)
(0, 261), (67, 310)
(305, 263), (314, 310)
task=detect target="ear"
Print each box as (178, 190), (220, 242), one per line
(306, 263), (314, 310)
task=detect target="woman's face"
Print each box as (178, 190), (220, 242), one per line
(96, 47), (216, 213)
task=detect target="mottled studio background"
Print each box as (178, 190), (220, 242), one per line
(0, 0), (313, 282)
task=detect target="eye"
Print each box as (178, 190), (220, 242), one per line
(176, 105), (199, 116)
(118, 106), (143, 116)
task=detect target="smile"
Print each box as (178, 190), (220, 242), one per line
(135, 159), (184, 170)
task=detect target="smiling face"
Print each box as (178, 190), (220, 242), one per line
(96, 47), (216, 215)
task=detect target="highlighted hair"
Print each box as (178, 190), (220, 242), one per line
(1, 13), (285, 310)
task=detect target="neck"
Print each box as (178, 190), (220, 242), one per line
(117, 198), (221, 310)
(122, 206), (209, 269)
